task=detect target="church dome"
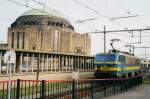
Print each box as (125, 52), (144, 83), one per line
(21, 9), (64, 18)
(11, 8), (74, 31)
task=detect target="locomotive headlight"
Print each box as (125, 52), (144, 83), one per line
(112, 68), (117, 71)
(95, 67), (98, 70)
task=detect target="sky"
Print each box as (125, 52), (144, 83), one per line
(1, 0), (150, 58)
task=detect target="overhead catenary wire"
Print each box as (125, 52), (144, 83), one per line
(7, 0), (41, 11)
(6, 0), (99, 32)
(111, 15), (138, 21)
(86, 28), (150, 34)
(31, 0), (101, 31)
(4, 0), (150, 49)
(6, 0), (110, 41)
(30, 0), (107, 41)
(74, 0), (110, 19)
(110, 32), (150, 37)
(75, 17), (98, 23)
(7, 0), (127, 31)
(113, 0), (132, 14)
(74, 0), (127, 28)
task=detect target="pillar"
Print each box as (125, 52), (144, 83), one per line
(31, 53), (34, 73)
(42, 54), (44, 72)
(26, 53), (29, 73)
(46, 54), (49, 72)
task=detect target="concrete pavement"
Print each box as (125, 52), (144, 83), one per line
(102, 84), (150, 99)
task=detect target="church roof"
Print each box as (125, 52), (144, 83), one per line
(21, 9), (64, 18)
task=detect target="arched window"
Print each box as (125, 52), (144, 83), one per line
(56, 22), (59, 26)
(52, 22), (55, 26)
(77, 49), (82, 53)
(48, 21), (51, 25)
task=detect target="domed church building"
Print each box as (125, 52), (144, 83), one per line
(0, 9), (94, 76)
(7, 9), (91, 55)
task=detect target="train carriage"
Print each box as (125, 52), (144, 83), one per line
(94, 52), (141, 78)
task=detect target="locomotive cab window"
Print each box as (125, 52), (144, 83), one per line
(95, 54), (117, 62)
(118, 55), (125, 63)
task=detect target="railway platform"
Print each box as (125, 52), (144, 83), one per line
(103, 84), (150, 99)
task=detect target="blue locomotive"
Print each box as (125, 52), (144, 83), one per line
(94, 51), (141, 78)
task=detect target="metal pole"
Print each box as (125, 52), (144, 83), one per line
(41, 80), (46, 99)
(140, 30), (142, 44)
(146, 57), (148, 68)
(104, 26), (106, 53)
(16, 79), (20, 99)
(133, 46), (135, 55)
(8, 63), (11, 99)
(72, 79), (75, 99)
(91, 80), (94, 99)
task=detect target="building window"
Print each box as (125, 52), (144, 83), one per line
(48, 21), (51, 25)
(22, 32), (25, 49)
(17, 32), (20, 48)
(54, 30), (58, 51)
(32, 46), (35, 50)
(77, 49), (82, 53)
(11, 32), (14, 48)
(53, 30), (60, 52)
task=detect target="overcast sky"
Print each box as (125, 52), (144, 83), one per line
(1, 0), (150, 58)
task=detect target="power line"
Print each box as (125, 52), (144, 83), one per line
(113, 0), (132, 14)
(76, 17), (98, 23)
(74, 0), (127, 28)
(111, 32), (150, 37)
(111, 15), (138, 21)
(86, 28), (150, 34)
(32, 0), (106, 32)
(6, 0), (98, 31)
(74, 0), (110, 19)
(31, 0), (76, 21)
(7, 0), (40, 10)
(6, 0), (150, 46)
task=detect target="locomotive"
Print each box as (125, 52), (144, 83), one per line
(94, 50), (141, 78)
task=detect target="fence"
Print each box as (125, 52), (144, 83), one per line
(0, 76), (142, 99)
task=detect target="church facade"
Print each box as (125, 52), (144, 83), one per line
(6, 9), (90, 55)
